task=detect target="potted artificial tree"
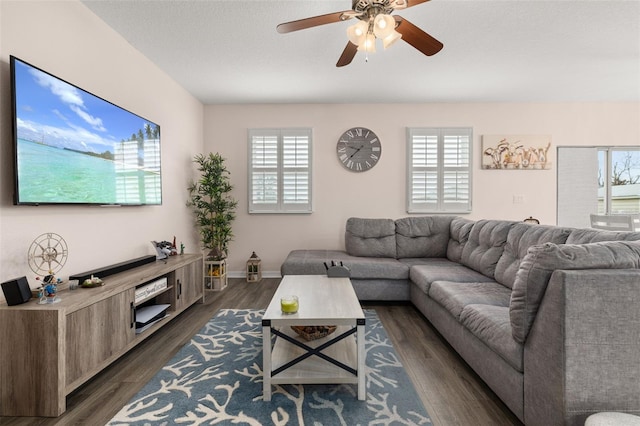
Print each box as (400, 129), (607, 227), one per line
(187, 153), (238, 290)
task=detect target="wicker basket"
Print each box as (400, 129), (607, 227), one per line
(291, 325), (337, 341)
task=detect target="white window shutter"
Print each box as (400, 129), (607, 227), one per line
(282, 132), (310, 205)
(407, 127), (472, 213)
(250, 133), (278, 206)
(249, 129), (312, 213)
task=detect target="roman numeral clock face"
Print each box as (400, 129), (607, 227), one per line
(336, 127), (382, 172)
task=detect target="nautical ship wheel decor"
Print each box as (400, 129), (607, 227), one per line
(28, 232), (68, 303)
(28, 232), (68, 275)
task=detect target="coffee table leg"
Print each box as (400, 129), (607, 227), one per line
(262, 321), (272, 401)
(357, 319), (366, 400)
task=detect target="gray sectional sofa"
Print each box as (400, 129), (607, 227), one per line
(280, 216), (640, 425)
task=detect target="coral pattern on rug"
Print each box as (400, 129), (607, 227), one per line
(108, 309), (431, 425)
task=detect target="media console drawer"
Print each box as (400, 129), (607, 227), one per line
(0, 253), (203, 417)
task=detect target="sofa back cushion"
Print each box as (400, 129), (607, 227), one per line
(510, 240), (640, 343)
(447, 217), (474, 262)
(494, 223), (572, 289)
(395, 216), (455, 258)
(345, 217), (397, 258)
(460, 220), (516, 278)
(566, 228), (640, 244)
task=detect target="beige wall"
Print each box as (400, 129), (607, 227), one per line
(205, 103), (640, 275)
(0, 1), (204, 300)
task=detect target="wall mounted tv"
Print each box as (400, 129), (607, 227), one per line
(10, 55), (162, 206)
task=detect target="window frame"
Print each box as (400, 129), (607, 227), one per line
(248, 128), (312, 214)
(597, 147), (640, 215)
(406, 127), (473, 214)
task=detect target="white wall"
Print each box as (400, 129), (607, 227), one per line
(205, 102), (640, 275)
(0, 1), (204, 301)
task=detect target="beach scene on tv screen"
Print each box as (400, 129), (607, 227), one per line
(14, 58), (161, 205)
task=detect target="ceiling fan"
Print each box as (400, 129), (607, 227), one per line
(276, 0), (443, 67)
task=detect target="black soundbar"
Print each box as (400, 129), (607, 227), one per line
(69, 255), (157, 283)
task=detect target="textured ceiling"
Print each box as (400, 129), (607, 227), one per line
(81, 0), (640, 104)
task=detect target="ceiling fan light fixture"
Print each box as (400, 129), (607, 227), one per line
(347, 20), (368, 45)
(275, 0), (442, 67)
(373, 14), (395, 39)
(382, 30), (402, 49)
(357, 32), (376, 53)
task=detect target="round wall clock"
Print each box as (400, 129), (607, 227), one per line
(336, 127), (382, 172)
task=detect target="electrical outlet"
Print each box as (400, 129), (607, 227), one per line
(513, 195), (525, 204)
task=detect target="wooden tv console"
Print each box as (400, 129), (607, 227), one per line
(0, 254), (203, 417)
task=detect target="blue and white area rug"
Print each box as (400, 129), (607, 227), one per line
(107, 309), (431, 425)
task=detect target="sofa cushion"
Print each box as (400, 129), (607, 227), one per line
(281, 249), (409, 280)
(345, 217), (397, 258)
(460, 304), (523, 372)
(510, 240), (640, 343)
(494, 223), (572, 289)
(408, 258), (495, 294)
(566, 228), (640, 244)
(344, 256), (409, 280)
(447, 217), (474, 263)
(395, 216), (455, 258)
(429, 280), (511, 320)
(281, 249), (348, 275)
(460, 220), (516, 278)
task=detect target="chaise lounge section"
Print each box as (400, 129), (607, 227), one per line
(281, 216), (640, 425)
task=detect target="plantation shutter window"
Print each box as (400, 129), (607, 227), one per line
(251, 132), (278, 205)
(407, 128), (472, 213)
(282, 132), (310, 205)
(249, 129), (312, 213)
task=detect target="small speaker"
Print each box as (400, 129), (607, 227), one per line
(1, 276), (32, 306)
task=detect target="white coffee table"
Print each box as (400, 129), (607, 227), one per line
(262, 275), (366, 401)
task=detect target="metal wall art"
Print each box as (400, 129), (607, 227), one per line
(482, 135), (552, 170)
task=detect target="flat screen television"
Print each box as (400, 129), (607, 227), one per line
(10, 55), (162, 206)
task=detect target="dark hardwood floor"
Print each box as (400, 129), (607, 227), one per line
(0, 278), (522, 425)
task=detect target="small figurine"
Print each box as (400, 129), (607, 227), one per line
(44, 283), (57, 299)
(37, 274), (59, 303)
(44, 275), (56, 297)
(180, 242), (185, 255)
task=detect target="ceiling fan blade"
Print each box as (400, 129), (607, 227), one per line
(277, 11), (354, 33)
(336, 42), (358, 67)
(391, 0), (431, 10)
(394, 16), (443, 56)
